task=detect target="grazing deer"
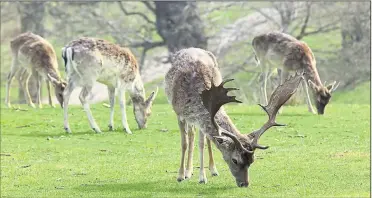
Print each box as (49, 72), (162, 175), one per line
(165, 47), (303, 187)
(61, 37), (157, 134)
(5, 32), (66, 108)
(252, 31), (339, 114)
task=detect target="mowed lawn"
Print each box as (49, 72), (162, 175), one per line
(0, 102), (370, 197)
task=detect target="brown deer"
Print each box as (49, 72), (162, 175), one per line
(5, 32), (66, 108)
(61, 37), (157, 134)
(252, 31), (339, 114)
(165, 47), (303, 187)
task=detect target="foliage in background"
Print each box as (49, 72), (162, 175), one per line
(0, 1), (370, 105)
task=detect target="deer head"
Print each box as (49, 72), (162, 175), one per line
(200, 72), (304, 187)
(47, 74), (67, 108)
(132, 87), (158, 129)
(308, 80), (340, 114)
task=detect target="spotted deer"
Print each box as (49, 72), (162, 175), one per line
(165, 47), (303, 187)
(252, 31), (339, 114)
(5, 32), (66, 108)
(61, 38), (157, 134)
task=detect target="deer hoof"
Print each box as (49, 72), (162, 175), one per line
(177, 177), (185, 182)
(29, 103), (36, 108)
(93, 128), (102, 133)
(64, 127), (72, 134)
(199, 179), (207, 184)
(125, 129), (132, 134)
(108, 125), (114, 131)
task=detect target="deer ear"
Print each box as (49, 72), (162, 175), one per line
(214, 136), (232, 148)
(326, 81), (339, 92)
(47, 74), (59, 85)
(146, 87), (158, 106)
(308, 80), (319, 91)
(61, 81), (67, 89)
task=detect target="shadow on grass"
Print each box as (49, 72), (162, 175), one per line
(228, 112), (313, 117)
(76, 180), (233, 195)
(7, 128), (140, 138)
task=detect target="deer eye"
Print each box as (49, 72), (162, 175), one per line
(232, 158), (238, 165)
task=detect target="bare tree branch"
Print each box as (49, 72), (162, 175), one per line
(251, 7), (281, 29)
(297, 23), (340, 39)
(142, 1), (155, 13)
(118, 2), (155, 25)
(296, 2), (312, 39)
(129, 40), (165, 49)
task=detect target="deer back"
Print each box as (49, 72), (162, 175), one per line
(11, 32), (59, 79)
(64, 38), (140, 87)
(165, 48), (222, 123)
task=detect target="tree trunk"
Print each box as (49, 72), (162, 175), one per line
(16, 2), (45, 104)
(154, 1), (207, 56)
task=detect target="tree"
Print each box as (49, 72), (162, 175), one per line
(154, 1), (208, 57)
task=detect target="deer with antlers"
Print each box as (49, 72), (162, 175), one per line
(165, 47), (303, 187)
(5, 32), (66, 108)
(252, 31), (339, 114)
(61, 37), (157, 134)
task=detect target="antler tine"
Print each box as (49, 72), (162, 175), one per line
(221, 132), (253, 153)
(249, 72), (304, 150)
(201, 78), (242, 131)
(331, 81), (340, 92)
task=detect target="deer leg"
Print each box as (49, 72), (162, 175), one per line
(63, 81), (76, 133)
(177, 117), (188, 182)
(5, 58), (20, 108)
(207, 138), (219, 176)
(21, 71), (35, 108)
(46, 79), (55, 108)
(185, 124), (195, 179)
(35, 72), (43, 108)
(108, 87), (116, 131)
(260, 61), (269, 105)
(80, 86), (101, 133)
(118, 88), (132, 134)
(302, 79), (316, 114)
(198, 130), (207, 184)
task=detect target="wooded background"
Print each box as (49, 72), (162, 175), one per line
(1, 1), (370, 104)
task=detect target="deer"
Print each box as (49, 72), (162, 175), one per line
(61, 37), (158, 134)
(252, 31), (340, 115)
(165, 47), (303, 187)
(5, 32), (66, 109)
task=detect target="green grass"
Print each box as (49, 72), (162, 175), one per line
(332, 82), (370, 104)
(1, 102), (370, 197)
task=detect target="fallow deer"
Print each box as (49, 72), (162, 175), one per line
(61, 37), (157, 134)
(252, 31), (339, 114)
(5, 32), (66, 108)
(165, 47), (303, 187)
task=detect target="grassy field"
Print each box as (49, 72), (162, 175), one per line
(1, 100), (370, 197)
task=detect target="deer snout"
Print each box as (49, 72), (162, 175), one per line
(316, 103), (325, 115)
(237, 181), (249, 187)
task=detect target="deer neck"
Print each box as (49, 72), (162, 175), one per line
(214, 109), (246, 139)
(206, 109), (250, 150)
(129, 75), (146, 104)
(303, 62), (323, 90)
(46, 67), (62, 85)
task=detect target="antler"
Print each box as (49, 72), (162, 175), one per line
(200, 78), (242, 130)
(249, 71), (304, 150)
(200, 79), (252, 153)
